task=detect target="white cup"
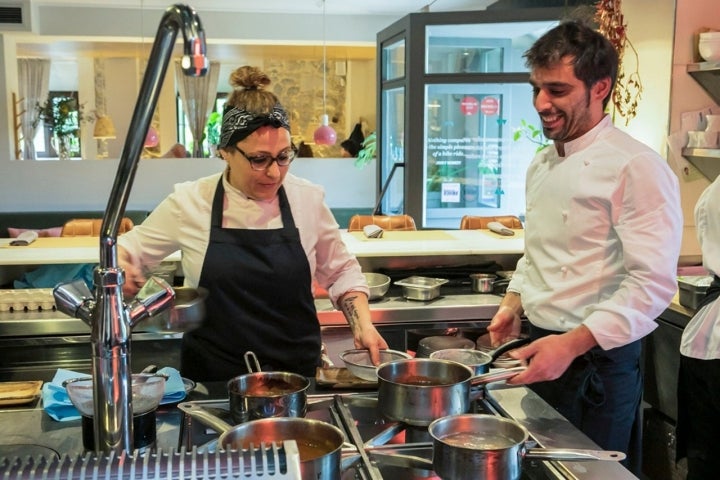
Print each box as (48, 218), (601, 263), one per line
(705, 114), (720, 133)
(687, 130), (719, 148)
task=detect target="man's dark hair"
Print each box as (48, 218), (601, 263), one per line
(524, 21), (618, 109)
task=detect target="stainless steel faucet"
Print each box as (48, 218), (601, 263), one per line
(53, 4), (207, 454)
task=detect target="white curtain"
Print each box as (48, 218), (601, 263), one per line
(18, 58), (51, 160)
(175, 61), (220, 157)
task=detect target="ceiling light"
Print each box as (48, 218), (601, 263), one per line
(313, 0), (336, 146)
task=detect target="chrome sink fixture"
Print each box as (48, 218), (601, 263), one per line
(52, 3), (207, 454)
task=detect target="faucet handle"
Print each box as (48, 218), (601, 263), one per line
(53, 279), (94, 322)
(128, 277), (175, 327)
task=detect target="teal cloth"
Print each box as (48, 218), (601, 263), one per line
(14, 263), (95, 289)
(42, 367), (186, 422)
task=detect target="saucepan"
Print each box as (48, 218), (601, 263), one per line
(400, 414), (626, 480)
(429, 337), (530, 375)
(376, 358), (527, 427)
(227, 351), (310, 424)
(178, 402), (344, 480)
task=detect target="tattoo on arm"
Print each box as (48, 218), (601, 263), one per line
(341, 295), (360, 328)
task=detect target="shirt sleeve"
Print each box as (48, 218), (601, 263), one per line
(583, 152), (683, 349)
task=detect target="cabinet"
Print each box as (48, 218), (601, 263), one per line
(684, 62), (720, 181)
(374, 8), (565, 229)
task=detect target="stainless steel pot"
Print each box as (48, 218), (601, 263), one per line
(376, 358), (525, 426)
(178, 402), (344, 480)
(142, 286), (208, 333)
(427, 414), (626, 480)
(227, 352), (310, 424)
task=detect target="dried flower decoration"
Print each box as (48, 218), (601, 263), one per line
(596, 0), (643, 125)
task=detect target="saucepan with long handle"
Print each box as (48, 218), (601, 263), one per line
(429, 413), (625, 480)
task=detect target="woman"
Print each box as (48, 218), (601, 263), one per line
(118, 65), (387, 381)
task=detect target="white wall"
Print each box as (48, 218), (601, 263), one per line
(0, 157), (376, 213)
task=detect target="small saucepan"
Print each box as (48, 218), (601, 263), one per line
(470, 273), (511, 294)
(178, 402), (344, 480)
(376, 357), (527, 427)
(427, 414), (626, 480)
(429, 337), (530, 375)
(227, 351), (310, 424)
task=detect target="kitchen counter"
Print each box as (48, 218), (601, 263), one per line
(0, 229), (522, 266)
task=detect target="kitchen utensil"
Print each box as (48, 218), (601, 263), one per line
(227, 352), (310, 424)
(376, 358), (525, 426)
(340, 348), (411, 381)
(427, 414), (626, 480)
(178, 402), (344, 480)
(470, 273), (496, 293)
(698, 33), (720, 62)
(487, 221), (515, 236)
(142, 286), (208, 333)
(63, 373), (166, 416)
(430, 337), (530, 374)
(363, 272), (391, 300)
(394, 276), (449, 301)
(416, 335), (475, 358)
(687, 130), (719, 148)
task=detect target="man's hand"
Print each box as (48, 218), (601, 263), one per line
(504, 325), (598, 385)
(118, 246), (145, 297)
(487, 292), (523, 346)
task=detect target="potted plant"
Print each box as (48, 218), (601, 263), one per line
(34, 95), (86, 160)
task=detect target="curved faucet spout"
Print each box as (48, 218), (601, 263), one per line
(86, 3), (207, 454)
(101, 4), (207, 268)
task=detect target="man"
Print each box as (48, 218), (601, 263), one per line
(488, 21), (682, 474)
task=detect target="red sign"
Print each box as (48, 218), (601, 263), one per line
(459, 96), (479, 116)
(480, 97), (500, 116)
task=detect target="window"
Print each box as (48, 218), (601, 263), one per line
(33, 91), (82, 160)
(176, 93), (227, 157)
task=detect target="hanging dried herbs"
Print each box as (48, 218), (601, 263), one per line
(595, 0), (643, 125)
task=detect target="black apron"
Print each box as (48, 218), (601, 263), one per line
(180, 178), (321, 381)
(676, 274), (720, 477)
(528, 324), (643, 476)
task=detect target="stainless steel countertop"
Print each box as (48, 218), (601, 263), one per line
(0, 382), (637, 479)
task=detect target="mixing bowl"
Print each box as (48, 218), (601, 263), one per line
(363, 272), (391, 300)
(340, 349), (411, 381)
(63, 373), (166, 416)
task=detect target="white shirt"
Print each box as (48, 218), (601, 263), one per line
(508, 115), (683, 350)
(680, 176), (720, 359)
(118, 171), (368, 307)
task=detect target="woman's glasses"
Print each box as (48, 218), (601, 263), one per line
(235, 144), (297, 171)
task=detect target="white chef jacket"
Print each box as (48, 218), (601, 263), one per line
(680, 176), (720, 360)
(508, 115), (683, 350)
(118, 171), (368, 308)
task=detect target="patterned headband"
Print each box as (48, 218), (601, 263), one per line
(218, 103), (291, 148)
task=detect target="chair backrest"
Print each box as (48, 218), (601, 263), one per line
(347, 214), (417, 232)
(61, 217), (135, 237)
(459, 215), (523, 230)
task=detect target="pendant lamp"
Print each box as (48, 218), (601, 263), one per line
(313, 0), (336, 146)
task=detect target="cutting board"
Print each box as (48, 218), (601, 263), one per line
(0, 380), (43, 406)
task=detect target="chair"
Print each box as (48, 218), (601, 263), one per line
(347, 214), (417, 232)
(61, 217), (135, 237)
(459, 215), (523, 230)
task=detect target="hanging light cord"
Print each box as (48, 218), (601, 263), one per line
(322, 0), (327, 113)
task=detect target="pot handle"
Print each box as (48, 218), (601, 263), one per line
(525, 448), (626, 462)
(244, 351), (262, 373)
(470, 366), (527, 386)
(487, 337), (531, 361)
(177, 401), (235, 434)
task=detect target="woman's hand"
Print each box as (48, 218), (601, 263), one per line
(339, 291), (389, 365)
(118, 246), (146, 297)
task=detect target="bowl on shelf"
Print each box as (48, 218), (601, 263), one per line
(698, 34), (720, 62)
(340, 349), (411, 382)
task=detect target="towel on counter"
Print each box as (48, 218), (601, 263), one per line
(42, 367), (186, 422)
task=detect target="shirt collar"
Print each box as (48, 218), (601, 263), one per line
(558, 115), (613, 158)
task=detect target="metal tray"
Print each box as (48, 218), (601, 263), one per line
(394, 276), (448, 301)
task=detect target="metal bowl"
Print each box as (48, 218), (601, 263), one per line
(394, 276), (449, 301)
(363, 272), (391, 300)
(142, 287), (208, 333)
(64, 373), (166, 416)
(340, 349), (411, 381)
